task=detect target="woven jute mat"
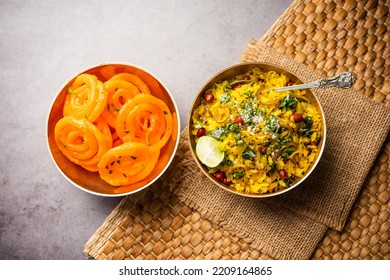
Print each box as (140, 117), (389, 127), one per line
(84, 0), (390, 260)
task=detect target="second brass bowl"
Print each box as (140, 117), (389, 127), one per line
(187, 62), (326, 198)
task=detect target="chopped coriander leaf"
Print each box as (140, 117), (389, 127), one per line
(222, 82), (231, 92)
(282, 147), (296, 158)
(265, 115), (280, 134)
(242, 146), (256, 160)
(270, 161), (276, 172)
(240, 102), (254, 123)
(279, 94), (297, 110)
(194, 120), (204, 129)
(163, 110), (168, 115)
(298, 117), (313, 136)
(222, 157), (233, 166)
(210, 126), (227, 140)
(226, 122), (241, 134)
(233, 170), (245, 179)
(236, 139), (245, 146)
(220, 93), (231, 104)
(67, 87), (73, 94)
(124, 129), (129, 134)
(130, 156), (137, 160)
(284, 177), (293, 186)
(259, 107), (268, 116)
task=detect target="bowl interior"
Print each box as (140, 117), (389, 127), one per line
(188, 62), (326, 198)
(47, 63), (180, 196)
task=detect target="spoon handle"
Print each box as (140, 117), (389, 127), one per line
(274, 72), (356, 92)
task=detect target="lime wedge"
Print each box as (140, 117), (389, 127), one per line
(196, 136), (224, 168)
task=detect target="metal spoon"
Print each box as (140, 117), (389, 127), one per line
(271, 72), (356, 92)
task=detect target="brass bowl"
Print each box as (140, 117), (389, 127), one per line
(187, 62), (326, 198)
(47, 63), (180, 196)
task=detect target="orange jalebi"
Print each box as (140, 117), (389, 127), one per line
(63, 74), (107, 122)
(98, 142), (159, 186)
(54, 116), (112, 172)
(110, 73), (151, 94)
(101, 78), (142, 128)
(115, 94), (173, 149)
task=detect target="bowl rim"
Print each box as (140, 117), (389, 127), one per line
(46, 62), (181, 197)
(187, 62), (327, 198)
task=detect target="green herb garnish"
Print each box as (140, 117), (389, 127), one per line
(242, 146), (256, 160)
(282, 147), (296, 158)
(210, 126), (227, 140)
(280, 94), (297, 110)
(233, 171), (245, 179)
(220, 93), (231, 104)
(265, 115), (280, 134)
(298, 117), (313, 137)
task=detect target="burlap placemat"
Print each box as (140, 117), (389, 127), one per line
(174, 42), (389, 259)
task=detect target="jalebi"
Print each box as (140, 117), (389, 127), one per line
(115, 94), (173, 149)
(63, 74), (107, 122)
(98, 142), (160, 186)
(54, 116), (112, 172)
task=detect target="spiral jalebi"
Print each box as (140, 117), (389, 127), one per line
(115, 94), (173, 149)
(98, 142), (160, 186)
(54, 116), (112, 172)
(101, 78), (142, 128)
(63, 74), (107, 122)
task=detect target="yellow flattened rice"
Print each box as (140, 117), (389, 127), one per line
(191, 67), (322, 194)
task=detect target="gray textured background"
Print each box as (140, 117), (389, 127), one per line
(0, 0), (292, 259)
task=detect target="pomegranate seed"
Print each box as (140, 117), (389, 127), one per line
(234, 116), (244, 124)
(204, 92), (214, 103)
(292, 113), (303, 123)
(214, 171), (225, 181)
(196, 127), (206, 137)
(278, 169), (288, 179)
(286, 81), (294, 86)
